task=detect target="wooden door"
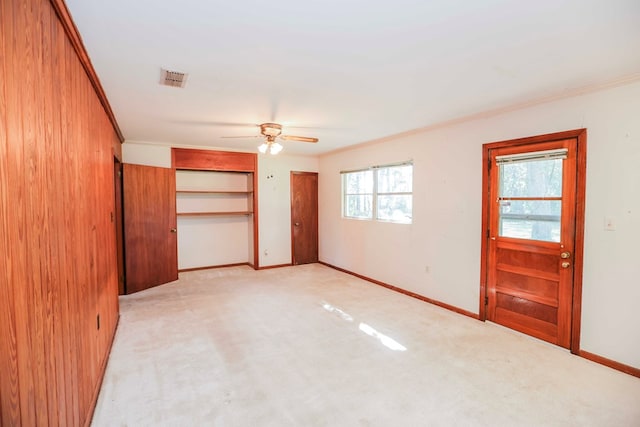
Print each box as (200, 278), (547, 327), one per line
(114, 159), (126, 295)
(291, 172), (319, 265)
(123, 164), (177, 293)
(483, 130), (586, 349)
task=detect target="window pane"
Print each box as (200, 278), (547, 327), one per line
(377, 165), (412, 193)
(499, 200), (561, 242)
(345, 195), (373, 219)
(377, 195), (412, 223)
(345, 170), (373, 194)
(500, 159), (562, 198)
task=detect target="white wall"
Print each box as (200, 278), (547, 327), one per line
(258, 154), (319, 266)
(319, 80), (640, 369)
(122, 143), (319, 269)
(122, 142), (172, 168)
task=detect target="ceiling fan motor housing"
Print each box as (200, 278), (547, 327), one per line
(260, 123), (282, 137)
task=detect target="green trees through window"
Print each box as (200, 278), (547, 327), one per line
(499, 158), (563, 242)
(343, 163), (413, 223)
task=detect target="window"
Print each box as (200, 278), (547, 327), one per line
(342, 162), (413, 223)
(343, 170), (373, 219)
(497, 149), (566, 242)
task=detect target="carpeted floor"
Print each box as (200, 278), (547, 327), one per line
(91, 264), (640, 426)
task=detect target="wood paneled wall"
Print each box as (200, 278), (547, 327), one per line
(1, 0), (121, 425)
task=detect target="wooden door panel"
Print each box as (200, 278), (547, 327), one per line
(494, 243), (560, 307)
(495, 271), (558, 304)
(497, 247), (559, 272)
(496, 293), (557, 324)
(495, 307), (558, 343)
(291, 172), (319, 265)
(123, 164), (177, 293)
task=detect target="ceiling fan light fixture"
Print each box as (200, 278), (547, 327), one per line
(257, 141), (283, 155)
(270, 142), (283, 154)
(229, 122), (316, 154)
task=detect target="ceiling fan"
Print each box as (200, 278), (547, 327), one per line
(222, 123), (318, 155)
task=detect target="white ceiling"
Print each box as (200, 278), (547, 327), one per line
(65, 0), (640, 155)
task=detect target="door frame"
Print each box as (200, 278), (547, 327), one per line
(113, 157), (126, 295)
(290, 171), (319, 265)
(479, 128), (587, 353)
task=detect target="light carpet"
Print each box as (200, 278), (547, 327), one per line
(91, 264), (640, 426)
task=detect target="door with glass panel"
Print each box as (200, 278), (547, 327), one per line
(486, 138), (578, 348)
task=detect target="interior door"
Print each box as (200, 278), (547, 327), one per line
(291, 172), (319, 265)
(123, 164), (177, 293)
(486, 137), (579, 348)
(114, 159), (125, 295)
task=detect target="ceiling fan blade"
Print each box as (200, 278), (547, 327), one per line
(208, 122), (259, 128)
(269, 97), (279, 123)
(173, 120), (259, 128)
(220, 135), (260, 139)
(281, 135), (319, 143)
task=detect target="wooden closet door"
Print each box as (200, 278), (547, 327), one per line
(123, 164), (177, 293)
(291, 172), (319, 265)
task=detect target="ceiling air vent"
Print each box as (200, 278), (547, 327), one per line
(160, 68), (188, 88)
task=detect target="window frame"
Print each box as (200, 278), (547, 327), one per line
(342, 169), (374, 220)
(341, 161), (413, 224)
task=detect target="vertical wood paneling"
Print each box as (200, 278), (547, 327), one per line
(48, 10), (70, 426)
(61, 41), (81, 424)
(39, 5), (61, 425)
(55, 31), (70, 427)
(0, 1), (22, 424)
(0, 0), (122, 426)
(7, 0), (42, 424)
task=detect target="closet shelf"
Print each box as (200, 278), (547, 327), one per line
(176, 211), (253, 217)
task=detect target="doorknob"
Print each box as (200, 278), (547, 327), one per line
(170, 228), (177, 233)
(560, 251), (571, 259)
(561, 261), (571, 268)
(294, 222), (300, 226)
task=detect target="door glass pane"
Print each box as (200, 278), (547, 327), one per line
(500, 159), (562, 198)
(498, 157), (563, 242)
(499, 200), (561, 242)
